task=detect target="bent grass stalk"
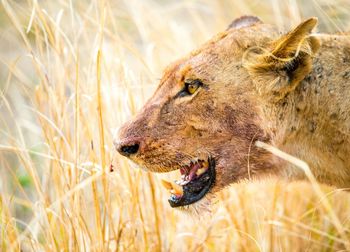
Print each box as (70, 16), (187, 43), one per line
(0, 0), (349, 251)
(255, 141), (350, 250)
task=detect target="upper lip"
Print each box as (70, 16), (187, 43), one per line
(161, 157), (216, 208)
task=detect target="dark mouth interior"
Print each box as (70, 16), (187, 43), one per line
(168, 158), (216, 208)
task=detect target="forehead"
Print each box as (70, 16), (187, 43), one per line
(162, 36), (235, 81)
(158, 23), (277, 88)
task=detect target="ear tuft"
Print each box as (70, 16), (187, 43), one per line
(244, 18), (320, 101)
(227, 15), (262, 30)
(271, 17), (318, 58)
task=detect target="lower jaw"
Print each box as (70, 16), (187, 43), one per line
(168, 158), (216, 208)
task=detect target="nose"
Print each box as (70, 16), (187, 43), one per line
(114, 138), (141, 157)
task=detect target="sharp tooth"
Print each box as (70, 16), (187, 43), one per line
(170, 190), (182, 197)
(161, 179), (173, 190)
(176, 179), (189, 186)
(179, 180), (190, 186)
(162, 179), (184, 196)
(202, 161), (209, 169)
(171, 182), (183, 196)
(175, 180), (183, 185)
(196, 167), (207, 176)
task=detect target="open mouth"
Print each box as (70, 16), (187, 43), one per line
(160, 157), (216, 208)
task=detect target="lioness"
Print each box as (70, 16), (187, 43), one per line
(114, 16), (350, 208)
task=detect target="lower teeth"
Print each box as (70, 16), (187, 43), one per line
(161, 160), (209, 198)
(161, 179), (184, 196)
(179, 180), (189, 186)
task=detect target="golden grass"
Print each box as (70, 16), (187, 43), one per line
(0, 0), (350, 251)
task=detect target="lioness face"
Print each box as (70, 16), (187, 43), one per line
(115, 17), (286, 208)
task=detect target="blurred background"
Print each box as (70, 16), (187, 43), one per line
(1, 0), (350, 251)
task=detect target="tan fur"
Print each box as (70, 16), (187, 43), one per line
(115, 16), (350, 194)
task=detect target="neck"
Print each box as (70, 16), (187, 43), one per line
(259, 34), (350, 187)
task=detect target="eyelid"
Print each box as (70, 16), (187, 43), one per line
(184, 79), (202, 86)
(174, 79), (203, 98)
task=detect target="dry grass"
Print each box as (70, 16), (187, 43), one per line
(0, 0), (350, 251)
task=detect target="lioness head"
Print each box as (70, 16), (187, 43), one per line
(114, 16), (319, 208)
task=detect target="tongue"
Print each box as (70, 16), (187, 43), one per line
(160, 162), (204, 198)
(188, 162), (200, 181)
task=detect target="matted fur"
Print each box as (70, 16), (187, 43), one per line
(115, 16), (350, 201)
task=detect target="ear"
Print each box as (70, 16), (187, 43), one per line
(244, 18), (320, 101)
(227, 15), (262, 30)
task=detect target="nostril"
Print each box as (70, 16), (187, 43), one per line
(115, 137), (143, 157)
(120, 144), (139, 155)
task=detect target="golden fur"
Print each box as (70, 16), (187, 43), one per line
(115, 16), (350, 194)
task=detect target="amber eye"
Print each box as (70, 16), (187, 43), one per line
(184, 80), (202, 95)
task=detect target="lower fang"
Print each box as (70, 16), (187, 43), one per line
(196, 167), (207, 176)
(202, 161), (209, 168)
(171, 183), (183, 195)
(161, 179), (173, 190)
(170, 190), (182, 197)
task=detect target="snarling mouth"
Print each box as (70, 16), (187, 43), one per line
(161, 158), (216, 208)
